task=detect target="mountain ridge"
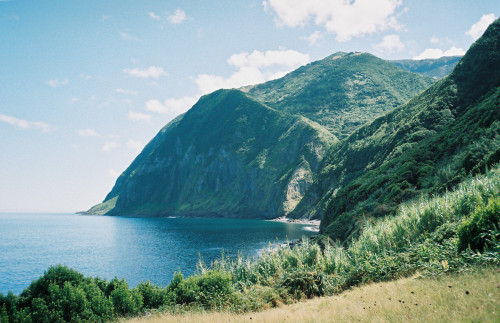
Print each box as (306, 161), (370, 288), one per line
(86, 51), (435, 218)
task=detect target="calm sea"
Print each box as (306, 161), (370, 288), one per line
(0, 213), (317, 295)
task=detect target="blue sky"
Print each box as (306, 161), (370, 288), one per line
(0, 0), (498, 212)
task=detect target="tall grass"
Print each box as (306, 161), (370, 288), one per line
(213, 167), (500, 297)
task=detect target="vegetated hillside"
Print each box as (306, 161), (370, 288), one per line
(87, 89), (336, 217)
(308, 19), (500, 240)
(87, 51), (434, 218)
(392, 56), (462, 79)
(245, 52), (434, 139)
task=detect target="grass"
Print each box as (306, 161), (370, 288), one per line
(125, 268), (500, 323)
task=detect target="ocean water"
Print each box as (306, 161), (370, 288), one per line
(0, 213), (317, 295)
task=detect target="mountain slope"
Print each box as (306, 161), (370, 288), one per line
(88, 89), (336, 217)
(88, 52), (436, 218)
(392, 56), (462, 79)
(246, 52), (434, 139)
(308, 19), (500, 240)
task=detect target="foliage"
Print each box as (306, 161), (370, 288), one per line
(458, 196), (500, 251)
(313, 19), (500, 237)
(248, 52), (434, 138)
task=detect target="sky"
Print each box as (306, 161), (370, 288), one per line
(0, 0), (498, 213)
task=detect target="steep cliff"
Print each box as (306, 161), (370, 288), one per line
(88, 89), (336, 217)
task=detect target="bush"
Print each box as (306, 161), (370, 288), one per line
(109, 279), (143, 316)
(167, 269), (233, 309)
(458, 196), (500, 251)
(135, 281), (167, 309)
(279, 270), (326, 299)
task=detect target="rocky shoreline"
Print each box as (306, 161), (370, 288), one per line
(266, 216), (320, 226)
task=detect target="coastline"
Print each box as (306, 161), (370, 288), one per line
(267, 216), (321, 226)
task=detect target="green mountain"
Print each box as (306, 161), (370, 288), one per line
(392, 56), (462, 79)
(245, 52), (434, 139)
(88, 52), (433, 218)
(88, 89), (336, 217)
(309, 19), (500, 240)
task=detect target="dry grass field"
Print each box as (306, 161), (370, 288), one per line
(126, 269), (500, 323)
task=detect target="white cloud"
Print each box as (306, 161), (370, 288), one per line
(430, 36), (440, 44)
(167, 8), (187, 24)
(70, 97), (79, 103)
(77, 129), (100, 137)
(263, 0), (402, 42)
(126, 139), (144, 151)
(119, 31), (139, 41)
(108, 169), (121, 178)
(102, 142), (119, 152)
(301, 31), (323, 45)
(123, 66), (167, 79)
(116, 88), (138, 95)
(195, 49), (310, 94)
(413, 46), (466, 60)
(148, 11), (160, 20)
(0, 114), (51, 132)
(45, 79), (68, 88)
(128, 111), (152, 122)
(465, 13), (497, 41)
(145, 96), (197, 115)
(374, 34), (404, 54)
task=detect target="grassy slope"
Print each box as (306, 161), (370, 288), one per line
(309, 19), (500, 239)
(126, 269), (500, 323)
(247, 52), (434, 139)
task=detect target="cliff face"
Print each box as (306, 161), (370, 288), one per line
(88, 90), (336, 217)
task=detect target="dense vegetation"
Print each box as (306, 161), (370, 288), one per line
(391, 56), (462, 79)
(127, 269), (499, 322)
(247, 52), (434, 139)
(2, 168), (499, 321)
(306, 18), (500, 240)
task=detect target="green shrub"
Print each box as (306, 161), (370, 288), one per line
(135, 281), (167, 309)
(167, 269), (233, 309)
(458, 196), (500, 251)
(110, 280), (143, 316)
(229, 285), (280, 312)
(279, 270), (326, 299)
